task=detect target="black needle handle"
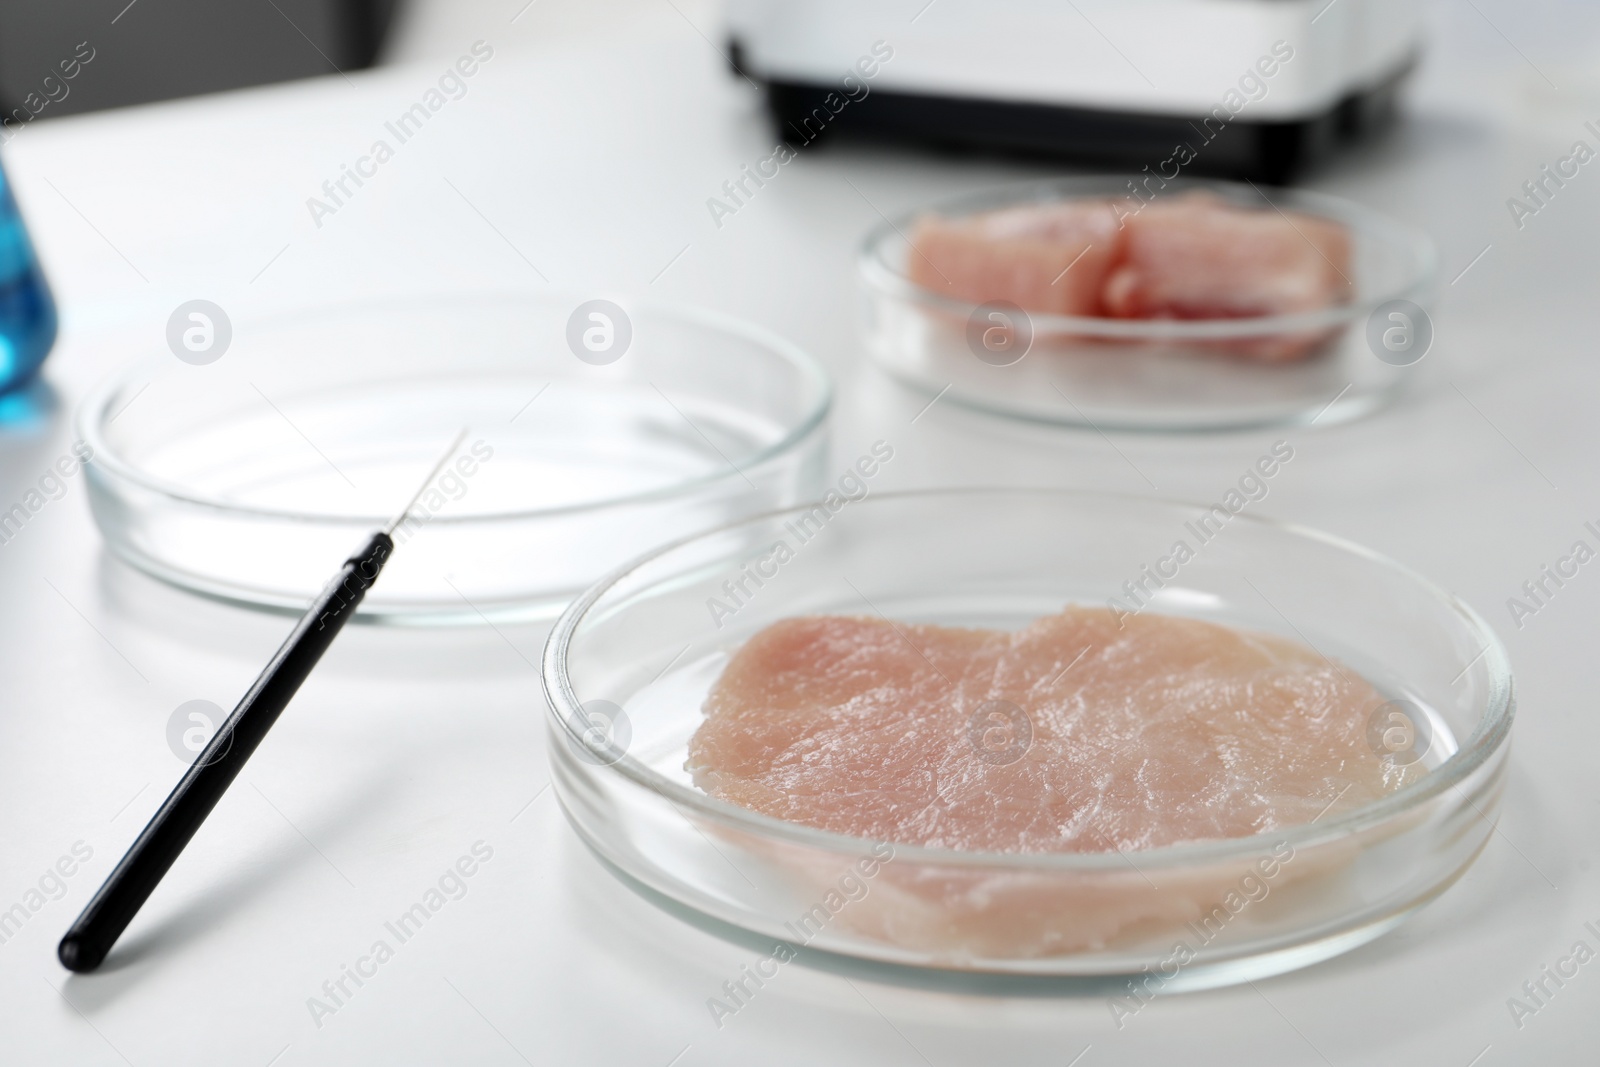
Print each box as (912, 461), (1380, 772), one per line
(58, 532), (393, 973)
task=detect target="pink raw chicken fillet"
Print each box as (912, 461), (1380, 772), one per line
(687, 608), (1418, 957)
(908, 192), (1353, 363)
(907, 200), (1123, 318)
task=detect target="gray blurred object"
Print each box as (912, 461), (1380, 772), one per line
(0, 0), (398, 122)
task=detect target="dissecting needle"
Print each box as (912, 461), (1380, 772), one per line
(58, 429), (470, 973)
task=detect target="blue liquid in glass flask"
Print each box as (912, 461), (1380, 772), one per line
(0, 155), (57, 395)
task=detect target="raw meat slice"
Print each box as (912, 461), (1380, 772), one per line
(907, 200), (1124, 317)
(688, 607), (1412, 855)
(687, 607), (1420, 958)
(1100, 192), (1352, 361)
(903, 192), (1353, 362)
(1102, 192), (1352, 322)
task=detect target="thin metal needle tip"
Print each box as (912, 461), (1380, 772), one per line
(385, 428), (470, 535)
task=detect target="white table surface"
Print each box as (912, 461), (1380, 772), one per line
(2, 1), (1597, 1063)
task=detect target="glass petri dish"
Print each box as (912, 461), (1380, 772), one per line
(858, 178), (1437, 431)
(543, 489), (1512, 989)
(78, 293), (831, 624)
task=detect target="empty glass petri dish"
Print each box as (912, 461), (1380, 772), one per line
(79, 293), (831, 623)
(859, 178), (1437, 431)
(543, 489), (1511, 989)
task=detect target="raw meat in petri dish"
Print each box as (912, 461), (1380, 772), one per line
(686, 607), (1420, 956)
(1101, 192), (1351, 322)
(907, 200), (1124, 317)
(689, 606), (1410, 852)
(1101, 192), (1353, 361)
(904, 191), (1353, 362)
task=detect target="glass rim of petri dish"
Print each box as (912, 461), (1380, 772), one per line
(76, 290), (834, 527)
(544, 486), (1513, 874)
(858, 176), (1439, 342)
